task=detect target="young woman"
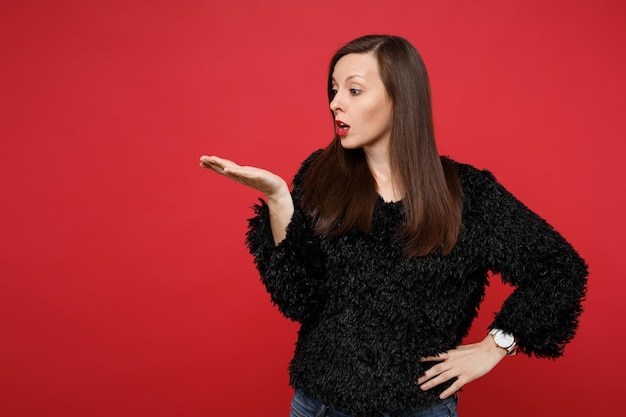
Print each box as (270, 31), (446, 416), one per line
(200, 35), (587, 417)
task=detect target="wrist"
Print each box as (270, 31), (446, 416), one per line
(489, 328), (517, 356)
(265, 181), (290, 204)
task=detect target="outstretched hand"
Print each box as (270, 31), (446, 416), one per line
(199, 155), (287, 198)
(417, 335), (508, 399)
(199, 155), (294, 245)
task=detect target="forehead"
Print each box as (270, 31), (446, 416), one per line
(332, 52), (380, 81)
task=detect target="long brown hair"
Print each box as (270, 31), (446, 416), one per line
(301, 35), (463, 257)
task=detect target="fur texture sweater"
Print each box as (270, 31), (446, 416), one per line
(246, 151), (588, 416)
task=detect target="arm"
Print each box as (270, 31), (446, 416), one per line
(479, 169), (588, 357)
(200, 155), (293, 244)
(244, 151), (327, 322)
(200, 152), (326, 322)
(419, 167), (588, 398)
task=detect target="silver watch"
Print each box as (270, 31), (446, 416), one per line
(489, 328), (517, 355)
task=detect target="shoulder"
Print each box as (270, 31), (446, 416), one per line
(440, 156), (498, 191)
(301, 148), (324, 170)
(293, 148), (324, 185)
(443, 158), (537, 221)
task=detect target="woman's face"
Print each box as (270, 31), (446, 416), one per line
(330, 52), (393, 153)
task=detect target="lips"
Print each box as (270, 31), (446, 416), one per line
(335, 120), (350, 137)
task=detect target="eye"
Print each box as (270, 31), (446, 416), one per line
(349, 88), (361, 96)
(330, 88), (338, 98)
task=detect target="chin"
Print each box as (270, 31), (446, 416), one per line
(339, 138), (360, 150)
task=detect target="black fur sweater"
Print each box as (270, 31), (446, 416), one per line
(246, 151), (588, 416)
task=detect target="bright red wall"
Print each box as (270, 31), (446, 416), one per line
(1, 1), (624, 415)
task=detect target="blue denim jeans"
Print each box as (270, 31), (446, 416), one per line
(289, 390), (458, 417)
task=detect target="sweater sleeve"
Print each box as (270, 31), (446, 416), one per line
(472, 168), (588, 358)
(245, 151), (327, 322)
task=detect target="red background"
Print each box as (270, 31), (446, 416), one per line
(1, 1), (624, 415)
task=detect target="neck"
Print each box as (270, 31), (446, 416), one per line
(363, 146), (403, 202)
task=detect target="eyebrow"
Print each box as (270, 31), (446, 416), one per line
(331, 74), (366, 83)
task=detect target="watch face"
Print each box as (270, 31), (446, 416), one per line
(494, 331), (515, 348)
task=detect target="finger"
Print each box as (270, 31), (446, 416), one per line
(200, 155), (229, 164)
(200, 155), (240, 170)
(201, 163), (228, 176)
(199, 157), (225, 173)
(416, 363), (446, 385)
(419, 361), (459, 388)
(420, 354), (446, 362)
(222, 165), (248, 176)
(419, 373), (444, 391)
(199, 155), (220, 167)
(416, 375), (428, 385)
(417, 365), (440, 385)
(439, 387), (458, 400)
(419, 371), (451, 391)
(438, 378), (465, 399)
(201, 159), (242, 176)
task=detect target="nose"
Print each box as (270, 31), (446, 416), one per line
(330, 91), (344, 115)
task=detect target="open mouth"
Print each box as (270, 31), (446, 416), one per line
(335, 120), (350, 137)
